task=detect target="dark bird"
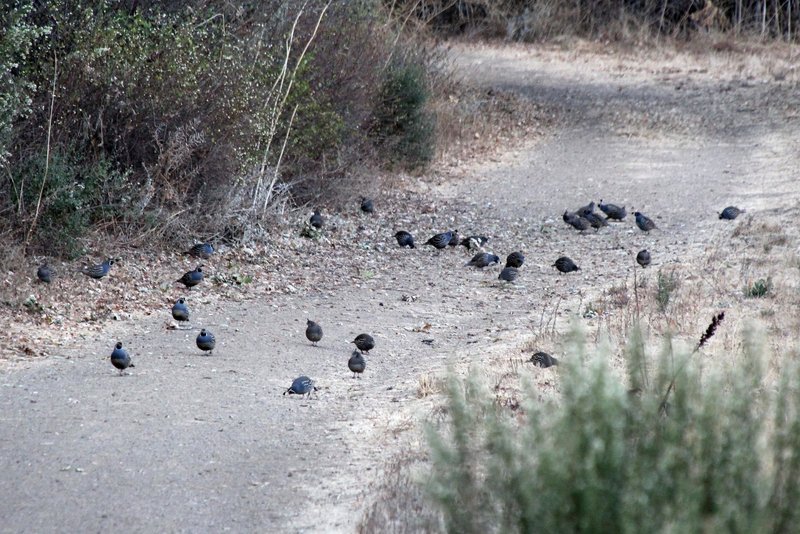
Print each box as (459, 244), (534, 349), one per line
(460, 235), (489, 250)
(563, 211), (592, 231)
(530, 351), (558, 368)
(348, 350), (366, 378)
(172, 298), (190, 326)
(577, 201), (595, 217)
(505, 251), (525, 269)
(583, 211), (608, 230)
(177, 266), (204, 288)
(82, 258), (115, 280)
(309, 209), (324, 229)
(351, 333), (375, 354)
(283, 375), (317, 397)
(360, 197), (374, 214)
(37, 263), (53, 283)
(636, 249), (651, 268)
(553, 256), (580, 274)
(448, 230), (460, 247)
(110, 342), (134, 375)
(719, 206), (744, 220)
(196, 328), (216, 355)
(498, 266), (519, 283)
(305, 320), (323, 346)
(599, 200), (627, 221)
(425, 231), (454, 250)
(394, 231), (415, 248)
(465, 252), (500, 268)
(634, 211), (657, 232)
(185, 243), (214, 260)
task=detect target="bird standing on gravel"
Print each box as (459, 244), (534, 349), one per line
(196, 328), (216, 355)
(498, 266), (519, 283)
(351, 333), (375, 354)
(636, 250), (651, 268)
(172, 298), (190, 327)
(82, 258), (115, 280)
(583, 211), (608, 230)
(719, 206), (744, 220)
(394, 231), (415, 248)
(425, 231), (454, 250)
(460, 235), (489, 250)
(110, 342), (134, 375)
(563, 211), (592, 231)
(360, 197), (374, 214)
(577, 201), (595, 217)
(599, 200), (627, 221)
(283, 375), (317, 397)
(310, 209), (324, 229)
(505, 251), (525, 269)
(553, 256), (580, 274)
(37, 263), (53, 283)
(306, 320), (323, 346)
(530, 351), (558, 368)
(185, 243), (214, 260)
(177, 266), (204, 288)
(634, 211), (657, 232)
(348, 350), (366, 378)
(447, 231), (460, 247)
(466, 252), (500, 268)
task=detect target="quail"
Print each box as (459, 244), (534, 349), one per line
(465, 252), (500, 268)
(505, 251), (525, 269)
(177, 266), (204, 288)
(553, 256), (580, 274)
(634, 211), (657, 232)
(360, 197), (374, 214)
(719, 206), (744, 220)
(425, 231), (454, 250)
(351, 333), (375, 354)
(283, 376), (317, 397)
(309, 209), (324, 229)
(185, 243), (214, 260)
(583, 211), (608, 230)
(530, 351), (558, 368)
(563, 211), (592, 231)
(37, 263), (54, 283)
(394, 231), (415, 248)
(196, 328), (216, 355)
(447, 230), (460, 247)
(577, 201), (595, 217)
(636, 249), (651, 268)
(498, 266), (519, 283)
(599, 200), (627, 221)
(348, 350), (366, 378)
(110, 341), (134, 375)
(82, 258), (115, 279)
(172, 297), (190, 327)
(460, 235), (489, 250)
(305, 320), (323, 346)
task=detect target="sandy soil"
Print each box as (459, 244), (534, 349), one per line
(1, 41), (799, 532)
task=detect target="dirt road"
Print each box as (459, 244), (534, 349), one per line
(1, 42), (798, 532)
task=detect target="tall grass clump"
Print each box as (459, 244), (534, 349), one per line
(427, 326), (800, 533)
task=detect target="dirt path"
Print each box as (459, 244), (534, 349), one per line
(1, 42), (798, 532)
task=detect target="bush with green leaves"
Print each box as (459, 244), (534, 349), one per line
(427, 327), (800, 533)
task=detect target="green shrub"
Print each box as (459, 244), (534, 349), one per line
(427, 328), (800, 533)
(744, 277), (772, 298)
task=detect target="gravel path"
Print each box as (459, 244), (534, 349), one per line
(1, 42), (798, 533)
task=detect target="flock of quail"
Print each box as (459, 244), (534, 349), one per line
(35, 193), (744, 392)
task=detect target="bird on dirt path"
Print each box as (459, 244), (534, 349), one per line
(599, 200), (627, 221)
(351, 333), (375, 354)
(553, 256), (580, 274)
(110, 342), (134, 375)
(360, 197), (374, 214)
(466, 252), (500, 268)
(82, 258), (115, 280)
(498, 266), (519, 283)
(172, 298), (190, 327)
(636, 250), (651, 268)
(177, 266), (204, 288)
(196, 328), (216, 355)
(530, 351), (558, 368)
(577, 201), (595, 217)
(310, 209), (324, 229)
(448, 230), (460, 248)
(283, 376), (317, 397)
(37, 263), (54, 283)
(719, 206), (744, 220)
(563, 211), (592, 231)
(505, 251), (525, 269)
(425, 231), (454, 250)
(460, 235), (489, 250)
(583, 211), (608, 230)
(634, 211), (657, 232)
(348, 350), (366, 378)
(306, 320), (323, 346)
(185, 242), (214, 260)
(394, 231), (415, 248)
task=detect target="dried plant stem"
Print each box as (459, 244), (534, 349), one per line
(262, 104), (298, 212)
(24, 51), (58, 253)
